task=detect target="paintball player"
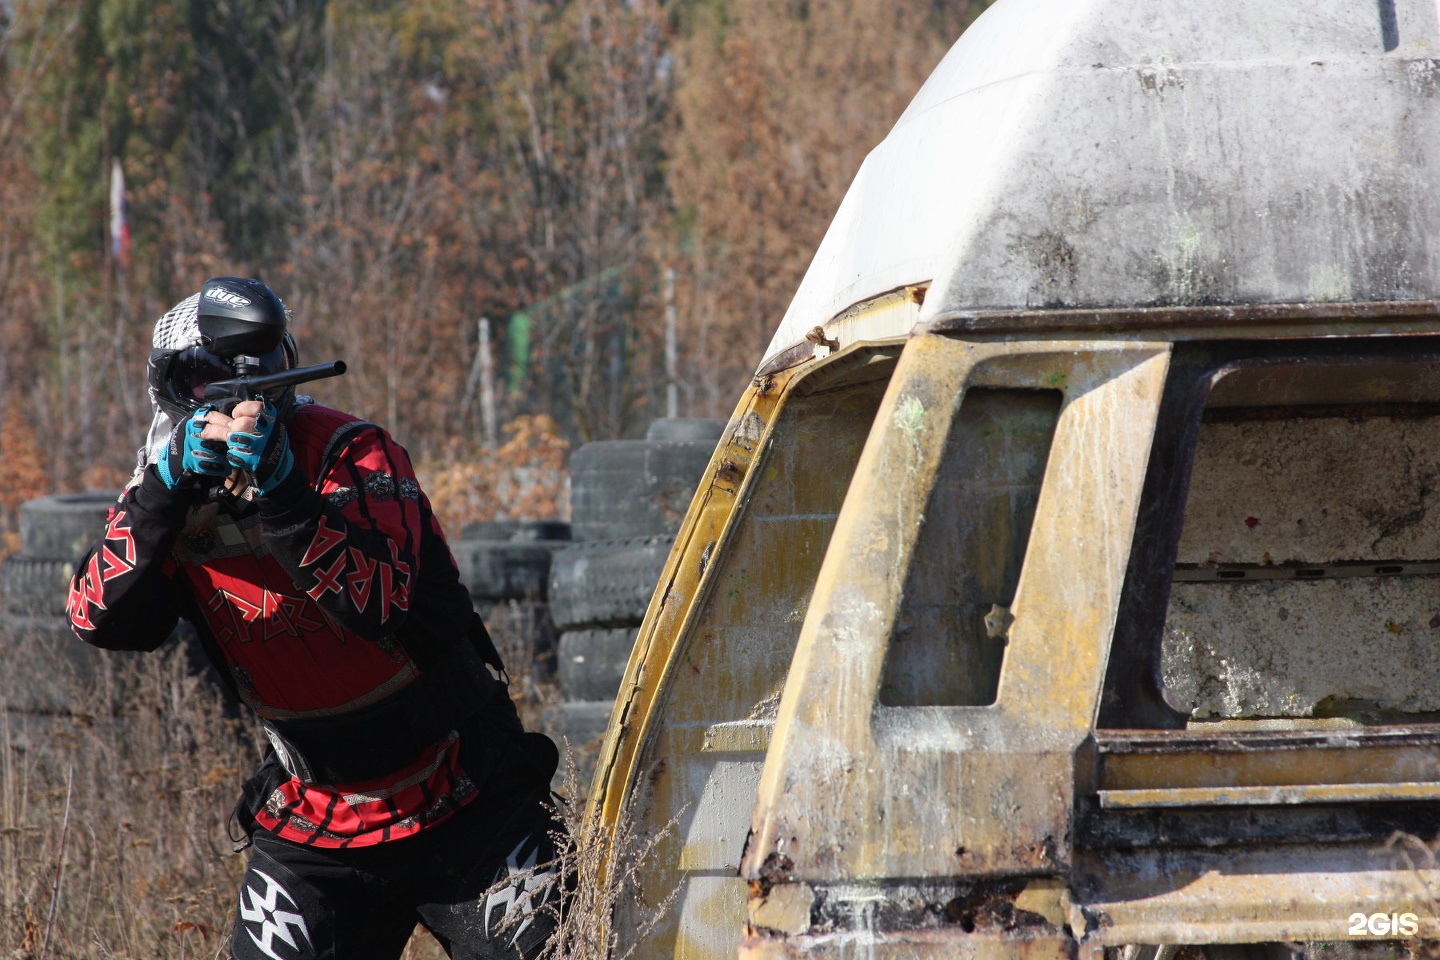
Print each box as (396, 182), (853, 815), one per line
(66, 277), (564, 960)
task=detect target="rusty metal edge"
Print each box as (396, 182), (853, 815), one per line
(1098, 782), (1440, 809)
(1096, 726), (1440, 754)
(589, 340), (914, 958)
(739, 928), (1078, 959)
(758, 286), (927, 377)
(590, 343), (898, 833)
(587, 376), (787, 826)
(760, 301), (1440, 378)
(757, 340), (820, 377)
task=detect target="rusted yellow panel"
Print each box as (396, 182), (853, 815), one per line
(742, 337), (1172, 883)
(1012, 879), (1071, 931)
(1076, 845), (1440, 944)
(671, 877), (751, 960)
(589, 365), (801, 827)
(1096, 728), (1440, 791)
(748, 881), (815, 936)
(593, 326), (1440, 960)
(1099, 781), (1440, 808)
(594, 341), (909, 960)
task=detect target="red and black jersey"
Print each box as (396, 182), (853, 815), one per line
(67, 404), (503, 848)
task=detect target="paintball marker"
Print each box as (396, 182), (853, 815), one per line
(202, 360), (347, 410)
(188, 360), (347, 501)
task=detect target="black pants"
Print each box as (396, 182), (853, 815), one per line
(231, 728), (567, 959)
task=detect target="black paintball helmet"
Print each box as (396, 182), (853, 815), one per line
(147, 277), (299, 423)
(196, 276), (288, 357)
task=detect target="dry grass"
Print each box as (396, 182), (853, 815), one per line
(476, 748), (680, 960)
(480, 597), (561, 737)
(0, 612), (642, 959)
(1, 635), (258, 959)
(1379, 832), (1440, 960)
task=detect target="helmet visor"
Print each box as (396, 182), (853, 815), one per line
(148, 341), (290, 417)
(168, 346), (236, 404)
(149, 346), (232, 418)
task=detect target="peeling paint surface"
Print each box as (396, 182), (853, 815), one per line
(744, 339), (1171, 884)
(1164, 414), (1440, 719)
(1164, 577), (1440, 718)
(603, 345), (902, 959)
(1176, 416), (1440, 565)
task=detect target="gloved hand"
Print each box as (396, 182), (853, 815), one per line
(156, 406), (231, 489)
(225, 398), (294, 495)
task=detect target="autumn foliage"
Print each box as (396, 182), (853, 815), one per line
(3, 4), (996, 954)
(419, 414), (571, 534)
(0, 0), (990, 545)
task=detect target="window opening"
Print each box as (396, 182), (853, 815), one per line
(1162, 399), (1440, 724)
(879, 387), (1063, 707)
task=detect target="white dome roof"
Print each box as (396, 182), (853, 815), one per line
(762, 0), (1440, 368)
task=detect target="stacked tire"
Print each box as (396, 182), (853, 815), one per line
(546, 418), (726, 778)
(0, 492), (120, 724)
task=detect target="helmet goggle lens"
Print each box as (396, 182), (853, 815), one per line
(168, 346), (235, 402)
(153, 342), (290, 413)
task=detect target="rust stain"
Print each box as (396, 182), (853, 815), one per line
(945, 879), (1056, 935)
(955, 836), (1063, 876)
(805, 326), (840, 351)
(758, 851), (795, 889)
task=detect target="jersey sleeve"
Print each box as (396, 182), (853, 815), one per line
(256, 426), (423, 641)
(66, 469), (190, 651)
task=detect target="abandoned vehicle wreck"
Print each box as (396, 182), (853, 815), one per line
(585, 0), (1440, 957)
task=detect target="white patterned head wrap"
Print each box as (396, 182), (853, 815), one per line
(152, 293), (202, 351)
(136, 294), (203, 476)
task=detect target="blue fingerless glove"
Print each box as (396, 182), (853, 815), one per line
(157, 406), (230, 489)
(226, 400), (294, 495)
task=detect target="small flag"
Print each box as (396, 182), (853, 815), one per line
(109, 157), (130, 269)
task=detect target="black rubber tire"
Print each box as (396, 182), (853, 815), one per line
(19, 491), (120, 560)
(459, 520), (572, 543)
(1, 555), (76, 616)
(644, 418), (728, 443)
(547, 535), (674, 631)
(452, 539), (565, 601)
(568, 441), (714, 541)
(558, 628), (639, 702)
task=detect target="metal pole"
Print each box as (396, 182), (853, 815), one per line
(479, 316), (497, 448)
(664, 267), (677, 419)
